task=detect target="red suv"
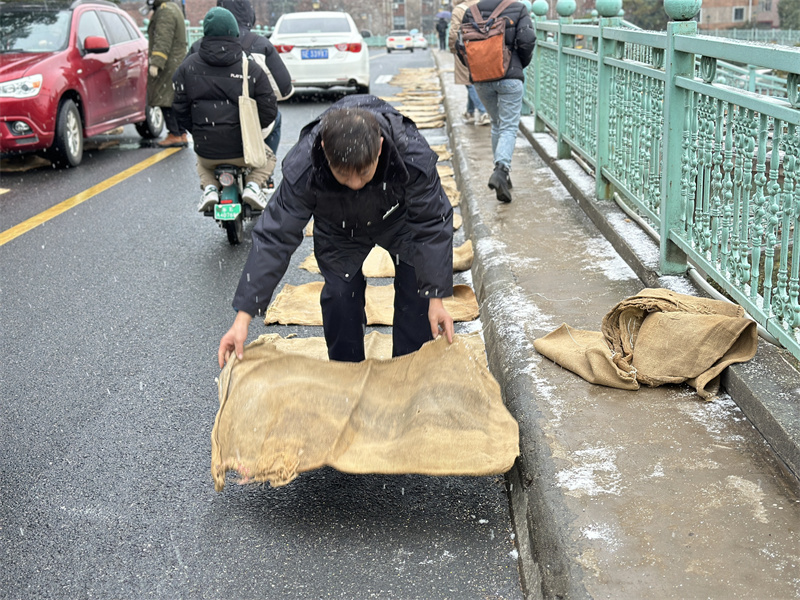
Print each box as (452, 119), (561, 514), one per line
(0, 0), (163, 167)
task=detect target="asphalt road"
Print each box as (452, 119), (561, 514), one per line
(0, 49), (524, 599)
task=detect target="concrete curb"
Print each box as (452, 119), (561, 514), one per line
(433, 58), (589, 599)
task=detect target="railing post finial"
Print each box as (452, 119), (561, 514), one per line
(663, 0), (702, 21)
(595, 0), (622, 18)
(555, 0), (576, 18)
(531, 0), (548, 19)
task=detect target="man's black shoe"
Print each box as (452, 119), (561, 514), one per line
(488, 165), (512, 203)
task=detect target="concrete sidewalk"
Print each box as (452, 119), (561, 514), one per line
(432, 51), (800, 599)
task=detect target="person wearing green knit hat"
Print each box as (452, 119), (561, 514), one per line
(202, 5), (239, 36)
(172, 6), (277, 213)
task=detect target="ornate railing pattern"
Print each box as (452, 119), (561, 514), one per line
(526, 0), (800, 359)
(533, 23), (561, 131)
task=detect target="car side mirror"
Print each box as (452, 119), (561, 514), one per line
(360, 30), (371, 38)
(84, 36), (110, 53)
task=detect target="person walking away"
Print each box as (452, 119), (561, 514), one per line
(189, 0), (293, 190)
(449, 0), (490, 126)
(460, 0), (535, 203)
(172, 7), (277, 213)
(436, 17), (448, 50)
(217, 95), (455, 368)
(144, 0), (188, 147)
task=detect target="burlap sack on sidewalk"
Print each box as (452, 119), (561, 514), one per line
(264, 283), (479, 326)
(211, 335), (519, 490)
(534, 288), (758, 399)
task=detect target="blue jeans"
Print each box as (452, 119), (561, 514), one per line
(264, 110), (282, 155)
(466, 85), (486, 115)
(474, 79), (524, 170)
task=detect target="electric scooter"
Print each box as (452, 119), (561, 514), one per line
(204, 164), (262, 245)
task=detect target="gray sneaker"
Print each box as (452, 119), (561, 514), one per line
(476, 112), (491, 126)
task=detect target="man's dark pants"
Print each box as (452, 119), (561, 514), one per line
(319, 259), (432, 362)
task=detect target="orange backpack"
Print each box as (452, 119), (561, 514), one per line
(459, 0), (516, 82)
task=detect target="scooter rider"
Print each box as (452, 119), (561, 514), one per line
(218, 95), (455, 368)
(172, 7), (277, 213)
(188, 0), (293, 187)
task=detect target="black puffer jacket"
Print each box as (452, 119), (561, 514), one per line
(460, 0), (536, 81)
(232, 95), (454, 317)
(188, 0), (293, 99)
(172, 37), (277, 159)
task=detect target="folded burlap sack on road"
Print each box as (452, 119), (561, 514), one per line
(211, 335), (518, 490)
(264, 283), (479, 326)
(299, 241), (473, 277)
(534, 288), (758, 399)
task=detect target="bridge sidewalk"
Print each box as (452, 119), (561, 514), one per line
(432, 51), (800, 599)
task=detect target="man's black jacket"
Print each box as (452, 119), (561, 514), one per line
(232, 95), (454, 317)
(460, 0), (536, 81)
(172, 37), (277, 159)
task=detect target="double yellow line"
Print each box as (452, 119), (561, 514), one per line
(0, 147), (182, 247)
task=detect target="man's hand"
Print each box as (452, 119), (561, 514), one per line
(428, 297), (454, 344)
(218, 311), (253, 369)
(148, 65), (159, 78)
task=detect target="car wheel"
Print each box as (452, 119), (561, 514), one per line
(356, 84), (370, 95)
(410, 47), (414, 52)
(387, 48), (392, 53)
(135, 106), (164, 139)
(49, 99), (83, 168)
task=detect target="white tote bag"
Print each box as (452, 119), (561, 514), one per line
(239, 56), (268, 169)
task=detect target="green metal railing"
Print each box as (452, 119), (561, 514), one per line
(701, 28), (800, 46)
(526, 0), (800, 360)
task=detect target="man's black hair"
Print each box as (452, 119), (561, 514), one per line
(320, 108), (381, 173)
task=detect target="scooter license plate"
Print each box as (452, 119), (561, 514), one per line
(214, 203), (241, 220)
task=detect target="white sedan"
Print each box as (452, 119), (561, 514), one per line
(386, 30), (414, 53)
(269, 11), (370, 94)
(413, 33), (429, 50)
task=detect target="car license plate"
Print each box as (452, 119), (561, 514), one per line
(397, 45), (405, 48)
(214, 203), (241, 220)
(301, 48), (328, 60)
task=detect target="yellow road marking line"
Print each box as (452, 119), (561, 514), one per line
(0, 188), (10, 195)
(0, 147), (182, 247)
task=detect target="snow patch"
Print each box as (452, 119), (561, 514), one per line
(583, 236), (638, 281)
(557, 445), (624, 497)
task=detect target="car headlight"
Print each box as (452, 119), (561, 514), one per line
(0, 74), (43, 99)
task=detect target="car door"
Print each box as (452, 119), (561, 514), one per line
(73, 8), (116, 127)
(96, 10), (143, 121)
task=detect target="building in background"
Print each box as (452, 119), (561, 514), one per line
(699, 0), (779, 29)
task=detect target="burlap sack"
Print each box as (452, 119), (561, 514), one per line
(441, 177), (461, 207)
(264, 283), (480, 326)
(534, 288), (758, 399)
(211, 335), (519, 490)
(255, 330), (488, 366)
(299, 241), (473, 277)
